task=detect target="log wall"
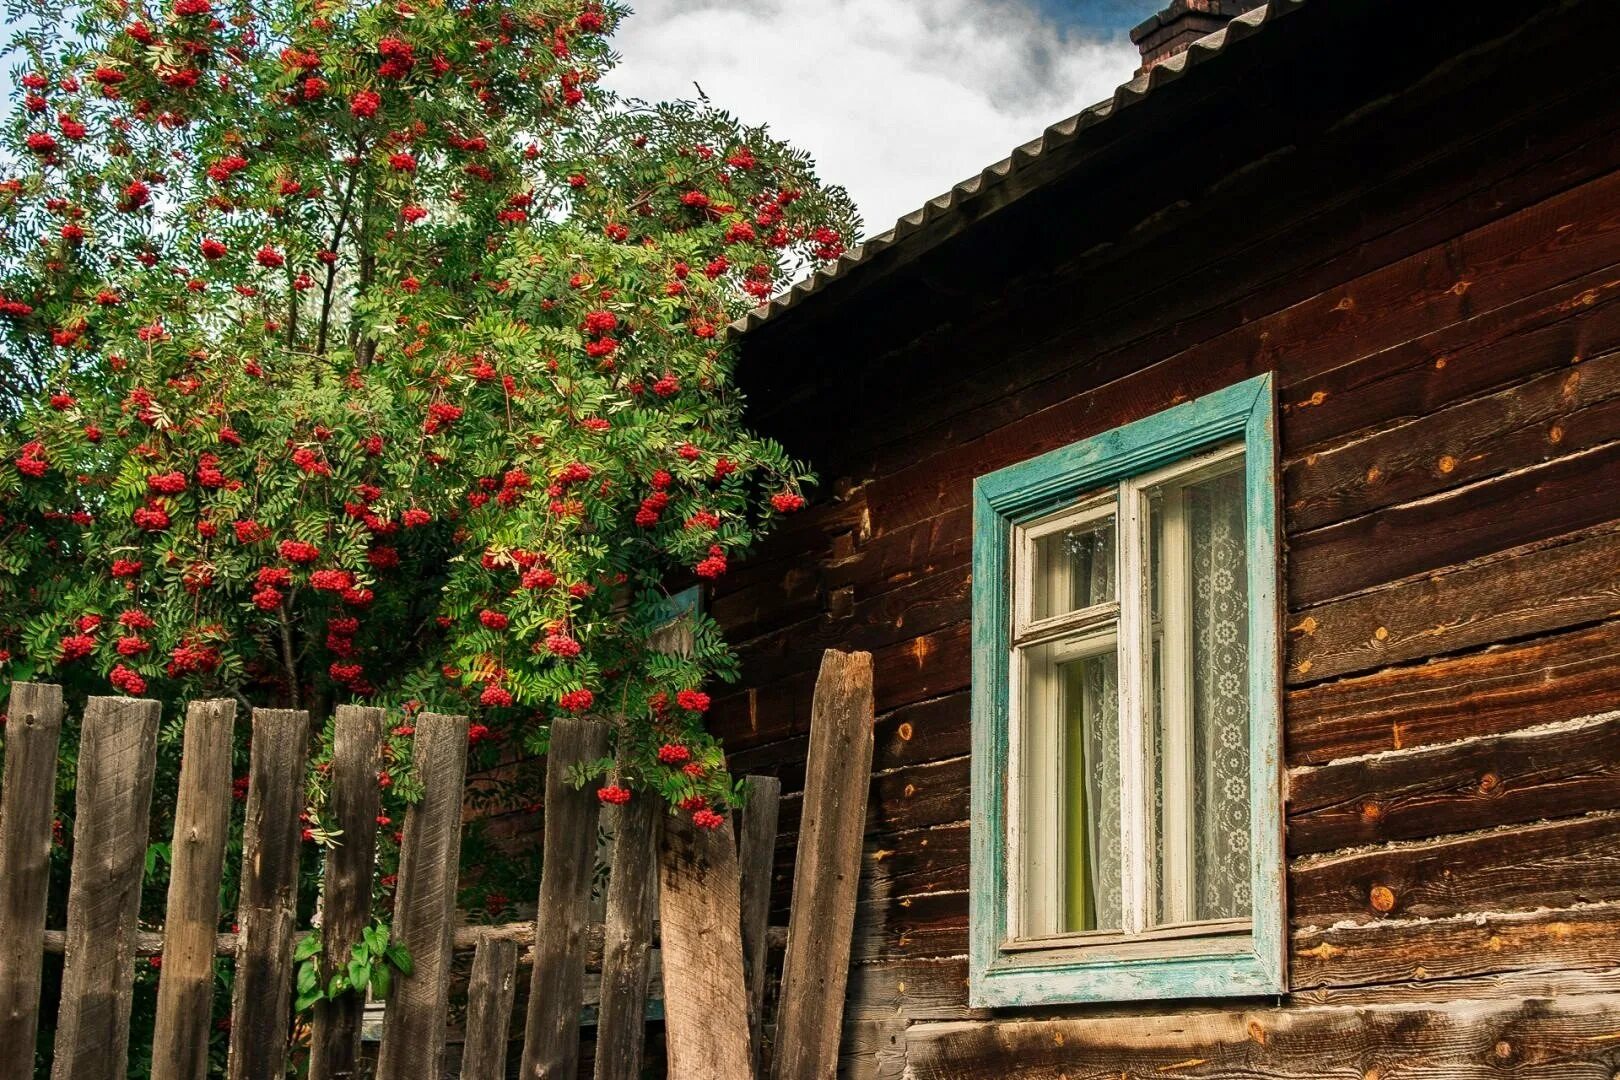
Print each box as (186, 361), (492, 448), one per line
(717, 0), (1620, 1074)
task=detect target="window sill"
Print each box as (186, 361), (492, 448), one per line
(970, 933), (1284, 1008)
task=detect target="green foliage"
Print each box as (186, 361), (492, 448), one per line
(293, 920), (412, 1013)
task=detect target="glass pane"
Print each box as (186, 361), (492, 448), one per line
(1031, 514), (1116, 620)
(1147, 461), (1251, 926)
(1019, 635), (1121, 937)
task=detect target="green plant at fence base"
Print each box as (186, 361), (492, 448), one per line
(292, 921), (413, 1014)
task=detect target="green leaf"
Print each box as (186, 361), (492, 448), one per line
(369, 963), (392, 999)
(293, 934), (322, 963)
(348, 959), (371, 993)
(385, 944), (414, 976)
(294, 989), (323, 1013)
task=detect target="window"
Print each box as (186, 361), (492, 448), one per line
(969, 374), (1284, 1007)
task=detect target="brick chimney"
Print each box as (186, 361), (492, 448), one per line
(1130, 0), (1266, 75)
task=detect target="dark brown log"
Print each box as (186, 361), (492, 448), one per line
(151, 698), (237, 1080)
(850, 891), (969, 963)
(773, 650), (875, 1080)
(50, 696), (162, 1080)
(0, 682), (64, 1079)
(902, 994), (1620, 1079)
(519, 717), (610, 1080)
(227, 708), (310, 1080)
(1285, 348), (1620, 533)
(1289, 811), (1620, 926)
(1289, 713), (1620, 854)
(461, 936), (519, 1080)
(593, 784), (661, 1080)
(1286, 618), (1620, 765)
(738, 775), (782, 1076)
(1289, 438), (1620, 608)
(1287, 523), (1620, 684)
(659, 809), (752, 1080)
(1291, 901), (1620, 991)
(377, 712), (468, 1080)
(309, 705), (385, 1080)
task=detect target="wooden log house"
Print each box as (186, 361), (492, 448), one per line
(709, 0), (1620, 1074)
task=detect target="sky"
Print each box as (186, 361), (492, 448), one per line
(607, 0), (1154, 238)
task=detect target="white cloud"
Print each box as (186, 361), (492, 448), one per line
(606, 0), (1140, 238)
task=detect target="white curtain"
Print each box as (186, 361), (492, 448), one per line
(1188, 472), (1250, 919)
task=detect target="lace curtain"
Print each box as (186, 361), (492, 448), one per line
(1187, 472), (1251, 919)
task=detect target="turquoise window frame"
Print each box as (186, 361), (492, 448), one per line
(968, 373), (1285, 1008)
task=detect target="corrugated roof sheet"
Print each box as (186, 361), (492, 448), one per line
(735, 0), (1306, 334)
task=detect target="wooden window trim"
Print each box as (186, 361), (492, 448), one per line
(968, 373), (1285, 1008)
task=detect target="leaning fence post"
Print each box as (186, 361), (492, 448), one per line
(227, 708), (311, 1080)
(593, 784), (662, 1080)
(0, 681), (65, 1079)
(659, 807), (751, 1079)
(520, 716), (611, 1080)
(50, 695), (163, 1080)
(376, 711), (468, 1080)
(771, 650), (874, 1080)
(151, 698), (237, 1080)
(738, 774), (783, 1075)
(309, 704), (385, 1080)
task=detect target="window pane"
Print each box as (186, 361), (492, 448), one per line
(1031, 514), (1116, 620)
(1019, 636), (1121, 937)
(1148, 462), (1251, 925)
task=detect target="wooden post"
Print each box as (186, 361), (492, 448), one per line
(50, 695), (163, 1080)
(376, 711), (468, 1080)
(309, 705), (385, 1080)
(519, 716), (610, 1080)
(771, 650), (874, 1080)
(460, 936), (519, 1080)
(0, 682), (64, 1079)
(738, 775), (782, 1076)
(659, 810), (751, 1080)
(227, 708), (310, 1080)
(151, 698), (237, 1080)
(593, 787), (662, 1080)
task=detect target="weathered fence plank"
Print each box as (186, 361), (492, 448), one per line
(739, 774), (783, 1076)
(660, 809), (752, 1079)
(227, 708), (311, 1080)
(772, 650), (875, 1080)
(0, 681), (65, 1079)
(50, 696), (163, 1080)
(151, 698), (237, 1080)
(520, 717), (611, 1080)
(310, 704), (385, 1080)
(461, 936), (520, 1080)
(376, 711), (468, 1080)
(594, 785), (662, 1080)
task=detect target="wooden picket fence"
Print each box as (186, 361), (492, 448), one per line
(0, 648), (873, 1079)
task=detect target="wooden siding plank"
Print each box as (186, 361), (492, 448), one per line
(1286, 348), (1620, 533)
(1289, 812), (1620, 926)
(226, 708), (310, 1080)
(593, 786), (661, 1080)
(50, 696), (162, 1080)
(309, 705), (385, 1080)
(519, 717), (610, 1080)
(151, 698), (236, 1080)
(1287, 523), (1620, 685)
(1291, 902), (1620, 991)
(376, 711), (468, 1080)
(0, 681), (64, 1079)
(1289, 712), (1620, 855)
(460, 936), (519, 1080)
(1289, 438), (1620, 608)
(1286, 618), (1620, 765)
(773, 650), (876, 1080)
(660, 809), (752, 1079)
(903, 995), (1620, 1078)
(738, 775), (782, 1075)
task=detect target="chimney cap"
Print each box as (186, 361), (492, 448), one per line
(1130, 0), (1266, 73)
